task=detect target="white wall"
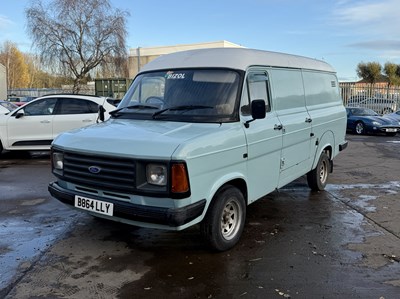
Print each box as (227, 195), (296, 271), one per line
(0, 64), (6, 100)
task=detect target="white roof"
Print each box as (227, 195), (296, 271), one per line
(130, 40), (243, 57)
(140, 48), (335, 73)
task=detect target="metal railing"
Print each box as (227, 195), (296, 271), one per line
(340, 82), (399, 114)
(8, 86), (95, 98)
(7, 82), (400, 115)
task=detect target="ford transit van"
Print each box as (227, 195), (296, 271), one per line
(49, 48), (348, 251)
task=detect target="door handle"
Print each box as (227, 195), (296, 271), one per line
(305, 118), (312, 123)
(82, 119), (93, 123)
(274, 124), (283, 130)
(40, 120), (50, 124)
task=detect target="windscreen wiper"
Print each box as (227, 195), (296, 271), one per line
(110, 104), (159, 117)
(152, 105), (213, 119)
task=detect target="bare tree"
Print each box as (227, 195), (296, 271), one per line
(26, 0), (129, 93)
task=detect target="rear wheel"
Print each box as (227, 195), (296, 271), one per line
(200, 185), (246, 251)
(307, 152), (330, 191)
(355, 121), (365, 135)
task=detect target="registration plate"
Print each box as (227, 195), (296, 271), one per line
(74, 195), (114, 216)
(386, 128), (397, 132)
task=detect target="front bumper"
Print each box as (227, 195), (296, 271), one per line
(48, 181), (206, 227)
(375, 126), (400, 133)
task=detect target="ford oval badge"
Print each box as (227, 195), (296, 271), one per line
(88, 166), (101, 174)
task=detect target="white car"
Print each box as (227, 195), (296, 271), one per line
(0, 94), (116, 153)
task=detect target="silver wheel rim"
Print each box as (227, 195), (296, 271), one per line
(319, 159), (328, 184)
(356, 123), (363, 134)
(220, 198), (242, 240)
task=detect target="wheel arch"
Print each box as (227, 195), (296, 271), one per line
(207, 176), (248, 208)
(311, 130), (334, 171)
(200, 178), (248, 251)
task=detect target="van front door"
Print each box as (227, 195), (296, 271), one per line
(241, 70), (283, 203)
(270, 68), (313, 187)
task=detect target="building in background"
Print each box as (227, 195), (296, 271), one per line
(128, 40), (243, 78)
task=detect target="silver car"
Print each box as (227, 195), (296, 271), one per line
(348, 97), (398, 114)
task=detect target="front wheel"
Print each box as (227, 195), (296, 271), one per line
(354, 122), (365, 135)
(307, 152), (330, 191)
(200, 185), (246, 251)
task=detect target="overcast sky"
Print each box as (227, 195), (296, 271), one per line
(1, 0), (400, 82)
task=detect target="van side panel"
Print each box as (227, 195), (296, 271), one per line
(174, 123), (248, 214)
(241, 68), (283, 203)
(302, 71), (347, 162)
(269, 68), (313, 187)
(243, 112), (283, 203)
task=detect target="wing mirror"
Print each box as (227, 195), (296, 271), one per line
(15, 110), (25, 119)
(244, 99), (266, 128)
(98, 105), (106, 122)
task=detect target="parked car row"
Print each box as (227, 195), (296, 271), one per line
(346, 107), (400, 136)
(7, 95), (37, 106)
(0, 94), (117, 154)
(347, 96), (398, 115)
(1, 91), (397, 156)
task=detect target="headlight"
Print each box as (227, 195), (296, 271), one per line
(146, 164), (167, 186)
(372, 121), (381, 126)
(52, 152), (64, 170)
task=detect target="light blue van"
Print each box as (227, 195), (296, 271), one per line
(49, 48), (348, 251)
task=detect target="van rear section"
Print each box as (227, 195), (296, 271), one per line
(49, 48), (347, 251)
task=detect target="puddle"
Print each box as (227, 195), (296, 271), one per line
(0, 213), (78, 290)
(326, 181), (400, 191)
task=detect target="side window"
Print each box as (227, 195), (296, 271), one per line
(131, 77), (165, 103)
(302, 71), (340, 106)
(23, 98), (57, 116)
(241, 72), (271, 115)
(58, 98), (97, 114)
(87, 100), (100, 113)
(271, 69), (305, 111)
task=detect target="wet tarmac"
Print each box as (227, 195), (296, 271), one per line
(0, 134), (399, 298)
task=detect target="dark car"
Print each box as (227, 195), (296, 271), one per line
(386, 110), (400, 122)
(346, 107), (400, 136)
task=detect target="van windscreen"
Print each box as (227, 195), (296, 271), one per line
(116, 69), (242, 123)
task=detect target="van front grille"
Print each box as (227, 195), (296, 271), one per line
(63, 152), (136, 193)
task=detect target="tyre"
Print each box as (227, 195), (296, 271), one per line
(307, 152), (330, 191)
(354, 121), (365, 135)
(200, 185), (246, 251)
